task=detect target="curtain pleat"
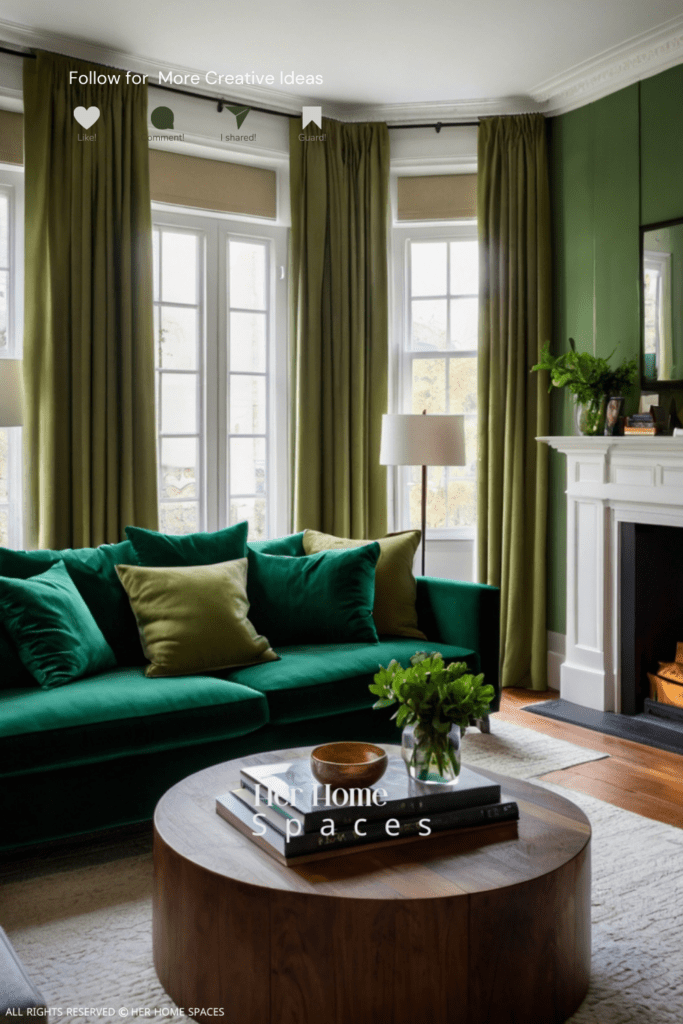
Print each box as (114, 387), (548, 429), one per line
(477, 114), (551, 690)
(23, 51), (158, 549)
(289, 119), (390, 538)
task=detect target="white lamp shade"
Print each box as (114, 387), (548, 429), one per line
(0, 359), (23, 427)
(379, 414), (466, 467)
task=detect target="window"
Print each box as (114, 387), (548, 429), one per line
(152, 210), (287, 540)
(0, 167), (24, 549)
(394, 224), (478, 536)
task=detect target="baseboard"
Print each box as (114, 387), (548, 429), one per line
(547, 630), (565, 692)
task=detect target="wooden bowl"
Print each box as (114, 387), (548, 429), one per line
(310, 742), (388, 789)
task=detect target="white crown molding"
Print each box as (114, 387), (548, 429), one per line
(2, 12), (683, 124)
(532, 13), (683, 115)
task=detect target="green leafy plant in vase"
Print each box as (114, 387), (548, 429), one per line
(369, 653), (495, 785)
(532, 338), (637, 436)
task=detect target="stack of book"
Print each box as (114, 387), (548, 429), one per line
(624, 411), (660, 435)
(216, 757), (519, 865)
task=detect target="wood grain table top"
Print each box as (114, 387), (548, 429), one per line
(154, 744), (591, 901)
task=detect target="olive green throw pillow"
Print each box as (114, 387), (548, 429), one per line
(246, 543), (381, 647)
(303, 529), (426, 639)
(0, 560), (117, 689)
(116, 559), (278, 678)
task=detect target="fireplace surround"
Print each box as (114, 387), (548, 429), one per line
(540, 436), (683, 715)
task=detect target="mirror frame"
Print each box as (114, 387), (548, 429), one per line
(640, 215), (683, 391)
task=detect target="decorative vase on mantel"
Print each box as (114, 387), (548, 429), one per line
(400, 721), (462, 785)
(574, 395), (607, 436)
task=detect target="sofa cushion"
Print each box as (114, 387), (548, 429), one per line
(0, 561), (117, 689)
(303, 529), (426, 640)
(116, 559), (278, 677)
(248, 533), (305, 557)
(0, 669), (268, 774)
(0, 540), (142, 685)
(246, 544), (381, 647)
(126, 521), (248, 568)
(225, 639), (479, 725)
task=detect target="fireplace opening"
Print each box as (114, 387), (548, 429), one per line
(620, 523), (683, 720)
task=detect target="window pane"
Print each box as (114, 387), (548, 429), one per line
(0, 507), (7, 546)
(230, 311), (266, 372)
(230, 240), (266, 311)
(411, 242), (447, 297)
(162, 232), (197, 305)
(0, 428), (7, 501)
(0, 270), (7, 351)
(152, 229), (160, 303)
(230, 437), (266, 495)
(450, 241), (478, 295)
(449, 298), (478, 350)
(412, 359), (446, 414)
(411, 299), (447, 351)
(230, 497), (267, 541)
(230, 375), (266, 434)
(160, 374), (198, 434)
(159, 502), (199, 535)
(159, 307), (198, 370)
(160, 437), (198, 500)
(448, 357), (477, 414)
(0, 194), (8, 267)
(408, 466), (447, 529)
(448, 478), (476, 527)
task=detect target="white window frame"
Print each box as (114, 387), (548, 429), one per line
(391, 219), (478, 542)
(0, 164), (24, 549)
(152, 205), (289, 539)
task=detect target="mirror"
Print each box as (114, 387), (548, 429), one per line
(641, 218), (683, 386)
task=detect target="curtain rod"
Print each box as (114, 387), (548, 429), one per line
(0, 44), (479, 130)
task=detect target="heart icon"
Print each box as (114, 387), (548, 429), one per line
(73, 106), (100, 130)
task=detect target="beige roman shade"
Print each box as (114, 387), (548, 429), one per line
(149, 150), (276, 219)
(0, 111), (23, 164)
(397, 174), (476, 221)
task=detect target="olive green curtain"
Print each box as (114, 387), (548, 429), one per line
(23, 51), (158, 549)
(289, 118), (390, 538)
(477, 114), (551, 690)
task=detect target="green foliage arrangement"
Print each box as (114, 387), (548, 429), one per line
(369, 652), (495, 776)
(532, 337), (637, 404)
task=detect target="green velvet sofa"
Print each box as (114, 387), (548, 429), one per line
(0, 532), (499, 852)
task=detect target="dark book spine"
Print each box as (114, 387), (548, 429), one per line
(239, 773), (501, 833)
(224, 793), (519, 858)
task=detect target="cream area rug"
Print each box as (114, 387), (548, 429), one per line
(2, 719), (681, 1023)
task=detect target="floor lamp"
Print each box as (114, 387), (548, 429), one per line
(380, 411), (466, 576)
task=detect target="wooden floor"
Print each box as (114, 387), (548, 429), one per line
(495, 688), (683, 828)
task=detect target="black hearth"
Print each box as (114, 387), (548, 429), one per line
(620, 522), (683, 719)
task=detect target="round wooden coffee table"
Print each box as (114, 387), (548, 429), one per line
(153, 745), (591, 1024)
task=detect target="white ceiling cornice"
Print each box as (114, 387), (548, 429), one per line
(1, 12), (683, 122)
(532, 13), (683, 115)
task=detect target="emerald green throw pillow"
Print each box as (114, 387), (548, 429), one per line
(0, 560), (117, 689)
(125, 521), (248, 568)
(0, 540), (142, 686)
(116, 558), (279, 678)
(246, 543), (381, 647)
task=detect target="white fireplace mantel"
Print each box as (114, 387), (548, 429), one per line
(539, 436), (683, 712)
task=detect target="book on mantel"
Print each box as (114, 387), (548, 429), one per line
(216, 787), (519, 864)
(238, 758), (501, 832)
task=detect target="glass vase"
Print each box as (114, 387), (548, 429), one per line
(401, 722), (462, 785)
(574, 395), (607, 436)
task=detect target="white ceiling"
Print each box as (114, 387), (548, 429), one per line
(2, 0), (683, 117)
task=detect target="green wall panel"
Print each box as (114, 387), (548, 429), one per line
(640, 64), (683, 226)
(547, 85), (640, 635)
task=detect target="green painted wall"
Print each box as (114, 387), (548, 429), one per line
(546, 74), (668, 634)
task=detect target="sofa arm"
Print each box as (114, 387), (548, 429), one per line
(416, 577), (500, 712)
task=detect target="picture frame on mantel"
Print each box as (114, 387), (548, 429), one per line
(604, 397), (625, 436)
